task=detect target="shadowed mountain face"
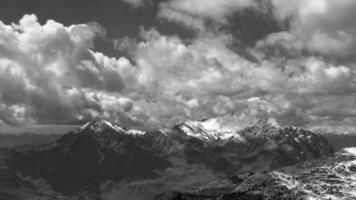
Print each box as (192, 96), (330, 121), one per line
(0, 165), (71, 200)
(0, 166), (39, 200)
(5, 120), (171, 194)
(1, 115), (334, 199)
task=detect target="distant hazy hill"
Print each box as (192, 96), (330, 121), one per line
(0, 133), (61, 148)
(322, 133), (356, 151)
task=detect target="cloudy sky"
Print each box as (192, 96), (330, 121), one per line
(0, 0), (355, 134)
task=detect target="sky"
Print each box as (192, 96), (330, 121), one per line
(0, 0), (355, 134)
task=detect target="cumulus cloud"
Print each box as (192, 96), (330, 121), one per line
(158, 0), (260, 31)
(259, 0), (356, 59)
(1, 3), (356, 134)
(0, 14), (138, 125)
(113, 28), (356, 129)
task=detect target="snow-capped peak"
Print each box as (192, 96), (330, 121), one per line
(126, 129), (146, 135)
(266, 118), (281, 128)
(177, 119), (245, 141)
(79, 118), (146, 136)
(175, 113), (286, 142)
(80, 119), (124, 133)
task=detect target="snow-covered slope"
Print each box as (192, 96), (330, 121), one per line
(232, 147), (356, 200)
(174, 114), (332, 159)
(176, 119), (245, 141)
(79, 118), (146, 136)
(175, 113), (279, 141)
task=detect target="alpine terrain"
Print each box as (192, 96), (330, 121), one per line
(0, 113), (342, 200)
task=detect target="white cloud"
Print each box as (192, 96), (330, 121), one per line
(158, 7), (206, 31)
(161, 0), (257, 22)
(261, 0), (356, 58)
(158, 0), (258, 30)
(1, 10), (356, 133)
(120, 27), (356, 129)
(121, 0), (149, 8)
(0, 14), (137, 125)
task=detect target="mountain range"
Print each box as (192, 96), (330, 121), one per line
(0, 114), (344, 200)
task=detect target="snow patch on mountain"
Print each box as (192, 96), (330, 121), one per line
(178, 119), (245, 141)
(343, 147), (356, 156)
(126, 129), (146, 135)
(79, 119), (146, 136)
(176, 113), (282, 141)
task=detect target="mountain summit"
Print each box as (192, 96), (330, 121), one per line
(175, 113), (281, 141)
(80, 118), (123, 133)
(78, 118), (146, 137)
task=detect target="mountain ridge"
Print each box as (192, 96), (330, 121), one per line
(0, 114), (335, 199)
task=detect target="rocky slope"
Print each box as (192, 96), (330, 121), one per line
(156, 147), (356, 200)
(173, 115), (333, 174)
